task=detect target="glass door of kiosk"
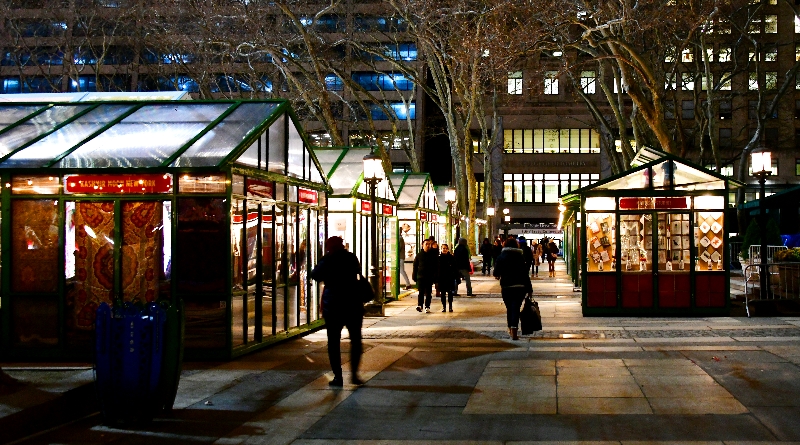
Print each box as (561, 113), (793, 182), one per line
(656, 212), (691, 308)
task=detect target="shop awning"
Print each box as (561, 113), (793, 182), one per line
(389, 172), (439, 211)
(313, 146), (396, 202)
(562, 151), (743, 202)
(0, 101), (326, 185)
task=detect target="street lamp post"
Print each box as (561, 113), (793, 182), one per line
(751, 150), (772, 300)
(445, 187), (456, 244)
(486, 206), (495, 240)
(363, 151), (385, 303)
(503, 208), (510, 238)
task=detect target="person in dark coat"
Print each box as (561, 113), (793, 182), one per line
(546, 239), (559, 277)
(437, 243), (458, 312)
(491, 237), (503, 268)
(493, 238), (533, 340)
(453, 238), (473, 296)
(310, 236), (365, 386)
(412, 239), (438, 313)
(519, 237), (533, 275)
(479, 238), (493, 275)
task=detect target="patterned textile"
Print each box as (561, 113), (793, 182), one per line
(11, 200), (60, 293)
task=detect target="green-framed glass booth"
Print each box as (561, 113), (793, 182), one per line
(313, 147), (399, 302)
(389, 173), (441, 285)
(0, 99), (328, 360)
(561, 153), (742, 316)
(433, 186), (455, 246)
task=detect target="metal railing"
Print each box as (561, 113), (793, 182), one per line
(743, 261), (800, 317)
(748, 245), (787, 266)
(729, 241), (742, 270)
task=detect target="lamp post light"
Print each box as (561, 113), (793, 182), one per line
(751, 150), (772, 300)
(363, 151), (385, 303)
(445, 187), (456, 244)
(486, 206), (495, 240)
(503, 208), (510, 238)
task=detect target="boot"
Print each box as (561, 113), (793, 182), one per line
(449, 303), (453, 312)
(510, 327), (519, 340)
(442, 304), (447, 313)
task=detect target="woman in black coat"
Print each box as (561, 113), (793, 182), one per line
(437, 243), (458, 312)
(493, 238), (533, 340)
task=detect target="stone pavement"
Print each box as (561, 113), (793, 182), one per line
(4, 260), (800, 444)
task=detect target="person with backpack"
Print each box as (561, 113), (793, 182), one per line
(493, 238), (533, 340)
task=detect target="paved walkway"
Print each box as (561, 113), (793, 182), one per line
(4, 260), (800, 444)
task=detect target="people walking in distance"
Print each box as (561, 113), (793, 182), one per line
(479, 238), (493, 275)
(412, 239), (438, 313)
(430, 241), (440, 301)
(519, 237), (533, 277)
(492, 237), (503, 271)
(493, 238), (533, 340)
(453, 237), (474, 296)
(310, 236), (365, 386)
(532, 239), (543, 277)
(398, 235), (412, 289)
(546, 239), (559, 277)
(437, 243), (458, 312)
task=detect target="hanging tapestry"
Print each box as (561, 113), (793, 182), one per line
(121, 201), (163, 304)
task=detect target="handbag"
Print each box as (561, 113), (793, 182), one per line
(356, 274), (375, 303)
(520, 296), (542, 335)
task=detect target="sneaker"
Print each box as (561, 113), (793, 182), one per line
(329, 376), (344, 387)
(416, 306), (422, 312)
(425, 307), (431, 313)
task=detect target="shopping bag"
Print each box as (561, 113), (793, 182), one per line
(357, 274), (375, 303)
(469, 262), (474, 275)
(520, 297), (542, 335)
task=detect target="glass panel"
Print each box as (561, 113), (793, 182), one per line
(673, 162), (726, 190)
(246, 200), (259, 343)
(287, 121), (304, 178)
(178, 173), (226, 193)
(231, 199), (245, 347)
(695, 211), (724, 270)
(262, 205), (274, 335)
(0, 105), (44, 132)
(268, 113), (286, 174)
(121, 201), (170, 303)
(11, 175), (60, 194)
(2, 105), (132, 168)
(275, 286), (285, 333)
(656, 213), (689, 271)
(56, 103), (231, 168)
(586, 213), (616, 272)
(12, 200), (60, 293)
(620, 214), (651, 272)
(11, 295), (58, 347)
(287, 206), (298, 328)
(327, 148), (371, 195)
(0, 105), (89, 158)
(234, 133), (261, 168)
(298, 208), (308, 324)
(176, 198), (227, 293)
(172, 103), (278, 167)
(276, 205), (286, 284)
(65, 201), (114, 348)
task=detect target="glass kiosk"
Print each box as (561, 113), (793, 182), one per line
(0, 99), (328, 360)
(561, 154), (742, 316)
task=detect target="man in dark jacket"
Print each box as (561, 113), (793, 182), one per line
(412, 239), (438, 313)
(453, 238), (473, 296)
(479, 238), (493, 275)
(310, 236), (365, 387)
(520, 237), (533, 274)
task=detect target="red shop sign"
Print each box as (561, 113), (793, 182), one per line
(246, 178), (274, 198)
(382, 204), (393, 215)
(232, 212), (259, 224)
(65, 174), (171, 194)
(420, 212), (427, 221)
(619, 197), (654, 210)
(298, 188), (318, 204)
(431, 214), (438, 222)
(361, 200), (372, 212)
(654, 197), (688, 209)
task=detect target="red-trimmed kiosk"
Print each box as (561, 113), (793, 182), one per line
(561, 151), (743, 316)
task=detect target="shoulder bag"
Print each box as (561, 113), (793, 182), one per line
(520, 296), (542, 335)
(356, 273), (375, 303)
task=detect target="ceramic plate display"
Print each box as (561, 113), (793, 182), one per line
(699, 222), (711, 233)
(711, 237), (723, 249)
(600, 250), (610, 262)
(699, 211), (710, 220)
(700, 236), (711, 247)
(711, 222), (722, 234)
(711, 251), (721, 262)
(671, 236), (682, 249)
(701, 250), (711, 262)
(590, 222), (600, 233)
(671, 221), (682, 234)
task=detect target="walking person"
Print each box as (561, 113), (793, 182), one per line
(491, 237), (503, 271)
(412, 239), (438, 313)
(520, 237), (533, 276)
(479, 238), (493, 275)
(493, 238), (533, 340)
(453, 238), (474, 296)
(532, 239), (543, 277)
(546, 239), (559, 277)
(437, 243), (458, 312)
(310, 236), (365, 386)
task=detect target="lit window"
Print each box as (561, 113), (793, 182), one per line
(748, 17), (761, 34)
(681, 72), (694, 91)
(508, 71), (522, 95)
(796, 16), (800, 33)
(765, 15), (777, 33)
(721, 72), (732, 90)
(718, 46), (731, 62)
(580, 71), (595, 94)
(665, 47), (676, 62)
(665, 73), (677, 90)
(765, 47), (777, 61)
(701, 73), (712, 91)
(681, 48), (693, 62)
(705, 47), (714, 62)
(765, 71), (777, 90)
(749, 72), (759, 90)
(544, 71), (558, 95)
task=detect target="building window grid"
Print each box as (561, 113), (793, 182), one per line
(544, 71), (559, 95)
(508, 71), (522, 95)
(504, 173), (600, 203)
(580, 71), (596, 94)
(503, 128), (600, 154)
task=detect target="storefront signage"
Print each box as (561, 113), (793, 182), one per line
(382, 204), (393, 215)
(246, 178), (274, 198)
(654, 197), (688, 209)
(361, 200), (372, 212)
(298, 188), (318, 204)
(431, 214), (438, 223)
(65, 174), (171, 194)
(420, 212), (427, 221)
(619, 197), (653, 210)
